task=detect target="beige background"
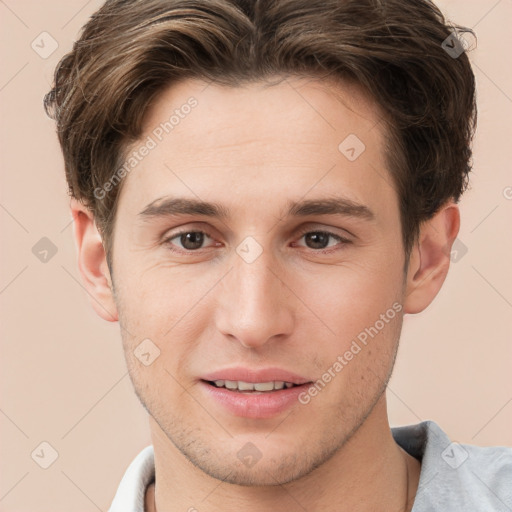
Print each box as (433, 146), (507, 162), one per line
(1, 0), (511, 510)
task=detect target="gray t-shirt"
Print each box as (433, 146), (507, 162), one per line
(109, 420), (512, 511)
(392, 421), (511, 510)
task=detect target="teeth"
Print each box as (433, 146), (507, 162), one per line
(238, 381), (255, 391)
(211, 380), (296, 392)
(254, 382), (274, 391)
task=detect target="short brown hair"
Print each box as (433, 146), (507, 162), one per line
(44, 0), (477, 269)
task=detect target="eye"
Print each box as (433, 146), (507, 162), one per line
(162, 227), (352, 255)
(294, 229), (351, 252)
(164, 230), (217, 252)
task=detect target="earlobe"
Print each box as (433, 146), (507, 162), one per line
(70, 198), (118, 322)
(403, 202), (460, 314)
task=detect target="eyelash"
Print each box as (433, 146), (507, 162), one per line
(163, 227), (352, 255)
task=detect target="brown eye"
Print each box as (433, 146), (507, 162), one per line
(303, 232), (332, 249)
(179, 232), (205, 250)
(165, 230), (215, 252)
(292, 227), (353, 254)
(295, 230), (349, 252)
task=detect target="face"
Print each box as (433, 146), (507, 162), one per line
(110, 76), (407, 485)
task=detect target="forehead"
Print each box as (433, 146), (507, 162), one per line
(117, 76), (396, 223)
(139, 76), (385, 155)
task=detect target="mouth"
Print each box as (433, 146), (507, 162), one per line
(198, 369), (313, 418)
(202, 379), (302, 393)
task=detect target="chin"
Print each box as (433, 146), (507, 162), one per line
(194, 455), (314, 487)
(177, 433), (340, 487)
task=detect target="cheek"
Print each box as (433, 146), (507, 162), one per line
(114, 266), (221, 383)
(114, 258), (217, 333)
(301, 255), (404, 335)
(294, 251), (404, 391)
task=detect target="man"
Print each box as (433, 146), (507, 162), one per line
(45, 0), (511, 510)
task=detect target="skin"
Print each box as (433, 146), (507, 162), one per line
(71, 76), (459, 511)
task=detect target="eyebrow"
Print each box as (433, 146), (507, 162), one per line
(138, 196), (375, 222)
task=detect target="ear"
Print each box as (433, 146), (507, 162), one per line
(70, 198), (118, 322)
(403, 201), (460, 314)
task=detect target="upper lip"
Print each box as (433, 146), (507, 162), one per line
(201, 367), (312, 385)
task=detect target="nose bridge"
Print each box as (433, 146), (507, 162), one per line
(215, 245), (294, 348)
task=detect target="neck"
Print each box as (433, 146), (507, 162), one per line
(146, 395), (420, 512)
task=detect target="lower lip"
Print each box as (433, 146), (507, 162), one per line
(199, 381), (311, 419)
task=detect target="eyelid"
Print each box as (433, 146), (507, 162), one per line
(161, 221), (217, 241)
(294, 224), (353, 242)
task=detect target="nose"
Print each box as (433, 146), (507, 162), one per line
(214, 248), (295, 350)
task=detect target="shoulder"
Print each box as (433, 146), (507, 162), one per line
(392, 420), (512, 511)
(452, 441), (512, 508)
